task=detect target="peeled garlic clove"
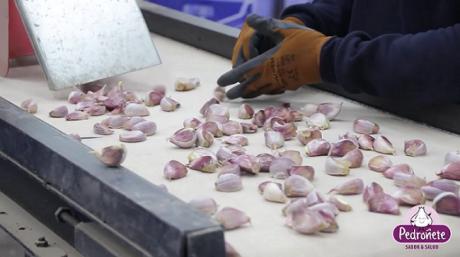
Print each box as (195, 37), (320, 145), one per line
(437, 162), (460, 180)
(217, 163), (241, 177)
(119, 130), (146, 143)
(317, 102), (342, 120)
(48, 105), (68, 118)
(363, 182), (384, 203)
(189, 197), (218, 215)
(188, 148), (217, 162)
(20, 99), (38, 113)
(257, 153), (276, 172)
(169, 128), (197, 148)
(132, 121), (157, 136)
(373, 135), (395, 155)
(341, 148), (363, 168)
(432, 192), (460, 216)
(263, 182), (287, 203)
(393, 173), (426, 189)
(444, 151), (460, 165)
(160, 97), (180, 112)
(392, 188), (425, 206)
(215, 207), (250, 230)
(87, 105), (106, 116)
(404, 139), (427, 157)
(231, 154), (260, 175)
(279, 150), (302, 165)
(196, 127), (214, 148)
(102, 116), (130, 129)
(199, 121), (223, 138)
(358, 134), (375, 150)
(302, 103), (318, 117)
(353, 119), (379, 134)
(122, 117), (145, 130)
(306, 113), (330, 130)
(258, 181), (283, 194)
(265, 131), (285, 150)
(368, 155), (393, 172)
(68, 90), (84, 104)
(95, 144), (126, 167)
(328, 195), (352, 212)
(175, 77), (200, 91)
(284, 175), (314, 197)
(188, 155), (218, 173)
(241, 122), (258, 134)
(183, 117), (202, 129)
(383, 164), (413, 179)
(368, 193), (400, 215)
(288, 166), (315, 181)
(205, 104), (229, 123)
(199, 98), (220, 116)
(163, 160), (188, 180)
(329, 139), (357, 157)
(222, 121), (243, 135)
(93, 123), (114, 135)
(297, 128), (322, 145)
(304, 139), (330, 157)
(329, 178), (364, 195)
(325, 157), (351, 176)
(224, 135), (248, 146)
(144, 89), (164, 106)
(215, 173), (243, 192)
(214, 87), (225, 102)
(65, 111), (89, 121)
(252, 110), (266, 127)
(287, 209), (326, 235)
(269, 157), (294, 179)
(238, 103), (255, 119)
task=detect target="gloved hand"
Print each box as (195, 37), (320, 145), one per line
(218, 14), (331, 99)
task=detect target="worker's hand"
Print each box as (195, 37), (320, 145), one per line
(219, 14), (331, 99)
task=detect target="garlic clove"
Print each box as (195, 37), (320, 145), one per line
(338, 132), (359, 146)
(291, 109), (304, 121)
(124, 103), (150, 116)
(328, 195), (352, 212)
(199, 98), (220, 116)
(279, 150), (303, 165)
(367, 193), (400, 215)
(160, 97), (181, 112)
(421, 186), (445, 201)
(302, 103), (318, 117)
(102, 116), (130, 129)
(215, 173), (243, 192)
(217, 163), (241, 177)
(263, 182), (287, 203)
(373, 135), (396, 155)
(432, 192), (460, 216)
(119, 130), (147, 143)
(188, 155), (218, 173)
(68, 90), (84, 104)
(196, 127), (214, 148)
(393, 173), (426, 189)
(122, 116), (146, 130)
(163, 160), (188, 180)
(87, 105), (106, 116)
(307, 202), (340, 217)
(392, 188), (425, 206)
(297, 128), (322, 145)
(241, 122), (258, 134)
(189, 197), (218, 215)
(383, 164), (413, 179)
(216, 145), (243, 162)
(283, 198), (309, 217)
(215, 207), (251, 230)
(183, 117), (202, 129)
(363, 182), (384, 203)
(437, 162), (460, 180)
(305, 191), (327, 206)
(329, 139), (358, 157)
(49, 105), (69, 118)
(65, 111), (89, 121)
(214, 87), (225, 102)
(368, 155), (393, 172)
(175, 77), (200, 91)
(288, 166), (315, 181)
(144, 89), (164, 106)
(93, 123), (114, 135)
(95, 144), (126, 167)
(263, 117), (283, 131)
(238, 103), (255, 119)
(258, 181), (283, 194)
(304, 139), (331, 157)
(306, 113), (330, 130)
(444, 151), (460, 165)
(188, 148), (217, 162)
(264, 131), (285, 150)
(20, 99), (38, 113)
(340, 148), (363, 168)
(324, 157), (351, 176)
(257, 153), (276, 172)
(358, 134), (375, 150)
(252, 110), (266, 127)
(230, 154), (260, 175)
(284, 175), (315, 197)
(269, 157), (295, 179)
(287, 209), (326, 235)
(199, 121), (223, 138)
(223, 135), (248, 146)
(205, 104), (229, 123)
(329, 178), (364, 195)
(316, 209), (339, 233)
(429, 179), (460, 195)
(222, 121), (243, 135)
(272, 121), (297, 140)
(132, 121), (157, 136)
(353, 119), (379, 134)
(75, 100), (95, 111)
(404, 139), (427, 157)
(169, 128), (197, 148)
(317, 102), (342, 120)
(69, 133), (81, 141)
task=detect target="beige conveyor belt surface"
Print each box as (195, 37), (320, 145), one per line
(1, 34), (459, 257)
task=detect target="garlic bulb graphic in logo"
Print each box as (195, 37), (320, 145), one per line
(410, 206), (433, 228)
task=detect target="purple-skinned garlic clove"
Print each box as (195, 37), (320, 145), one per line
(144, 88), (165, 106)
(437, 162), (460, 180)
(252, 110), (266, 127)
(306, 113), (330, 130)
(119, 130), (146, 143)
(445, 151), (460, 165)
(187, 148), (217, 162)
(68, 90), (84, 104)
(392, 188), (425, 206)
(65, 111), (89, 121)
(199, 121), (223, 138)
(302, 103), (318, 117)
(230, 154), (260, 175)
(238, 103), (255, 119)
(358, 134), (375, 150)
(304, 139), (331, 157)
(205, 104), (229, 123)
(432, 192), (460, 217)
(216, 145), (245, 162)
(199, 98), (220, 116)
(353, 119), (379, 134)
(286, 209), (327, 234)
(20, 99), (38, 113)
(328, 195), (352, 212)
(272, 121), (297, 140)
(257, 153), (276, 172)
(367, 193), (400, 215)
(291, 109), (304, 121)
(215, 207), (251, 230)
(222, 121), (243, 135)
(279, 150), (303, 165)
(338, 132), (359, 146)
(317, 102), (342, 120)
(224, 135), (248, 146)
(329, 178), (364, 195)
(93, 123), (114, 135)
(241, 122), (258, 134)
(169, 128), (197, 148)
(421, 186), (445, 201)
(269, 157), (294, 179)
(124, 103), (149, 116)
(325, 157), (351, 176)
(160, 97), (180, 112)
(95, 144), (126, 167)
(340, 148), (363, 168)
(163, 160), (188, 180)
(368, 155), (393, 172)
(297, 128), (322, 145)
(404, 139), (427, 157)
(263, 182), (287, 203)
(383, 164), (413, 179)
(217, 163), (241, 177)
(183, 117), (202, 129)
(196, 127), (214, 148)
(175, 77), (200, 91)
(363, 182), (384, 203)
(265, 131), (285, 150)
(258, 181), (283, 194)
(132, 121), (157, 136)
(214, 87), (225, 102)
(189, 197), (218, 215)
(215, 173), (243, 192)
(188, 155), (218, 173)
(284, 175), (314, 197)
(428, 179), (460, 195)
(87, 105), (106, 116)
(102, 116), (130, 129)
(122, 117), (145, 130)
(373, 135), (396, 155)
(393, 173), (426, 189)
(49, 105), (68, 118)
(288, 166), (315, 181)
(329, 139), (358, 157)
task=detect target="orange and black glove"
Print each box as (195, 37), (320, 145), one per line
(218, 14), (331, 99)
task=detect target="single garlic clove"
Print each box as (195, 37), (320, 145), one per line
(189, 197), (218, 215)
(252, 110), (266, 127)
(444, 151), (460, 165)
(196, 127), (214, 148)
(205, 104), (229, 123)
(215, 173), (243, 192)
(263, 182), (287, 203)
(305, 191), (327, 207)
(373, 135), (396, 155)
(222, 121), (243, 135)
(119, 130), (147, 143)
(264, 131), (285, 150)
(368, 155), (393, 172)
(302, 103), (318, 117)
(288, 166), (315, 181)
(329, 139), (358, 157)
(393, 173), (426, 189)
(329, 178), (364, 195)
(20, 99), (38, 114)
(437, 162), (460, 180)
(188, 155), (218, 173)
(93, 123), (114, 135)
(392, 188), (425, 206)
(269, 157), (295, 179)
(65, 111), (89, 121)
(87, 105), (106, 116)
(307, 202), (339, 219)
(279, 150), (303, 165)
(215, 207), (251, 230)
(163, 160), (188, 180)
(257, 153), (276, 172)
(123, 103), (149, 116)
(367, 193), (400, 215)
(358, 134), (375, 150)
(304, 139), (330, 157)
(429, 179), (460, 195)
(224, 135), (248, 146)
(306, 113), (330, 130)
(283, 198), (309, 217)
(297, 128), (322, 145)
(199, 121), (223, 138)
(287, 209), (326, 235)
(363, 182), (384, 203)
(169, 128), (197, 148)
(291, 110), (304, 121)
(316, 209), (339, 233)
(75, 100), (95, 111)
(328, 195), (352, 212)
(214, 87), (225, 102)
(317, 102), (342, 120)
(216, 145), (242, 162)
(188, 148), (217, 162)
(69, 133), (81, 141)
(199, 98), (220, 116)
(263, 116), (287, 131)
(340, 148), (364, 168)
(421, 186), (445, 201)
(353, 119), (379, 134)
(68, 90), (84, 104)
(404, 139), (427, 157)
(338, 132), (359, 146)
(284, 175), (315, 197)
(175, 77), (200, 91)
(272, 121), (297, 140)
(383, 164), (414, 179)
(432, 192), (460, 216)
(132, 121), (157, 136)
(325, 157), (351, 176)
(144, 89), (164, 106)
(241, 122), (258, 134)
(238, 103), (255, 119)
(122, 117), (146, 130)
(258, 181), (283, 194)
(102, 116), (130, 129)
(49, 105), (69, 118)
(160, 97), (181, 112)
(231, 154), (260, 175)
(183, 117), (202, 129)
(217, 163), (241, 177)
(95, 144), (126, 167)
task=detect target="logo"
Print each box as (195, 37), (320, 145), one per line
(393, 205), (451, 249)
